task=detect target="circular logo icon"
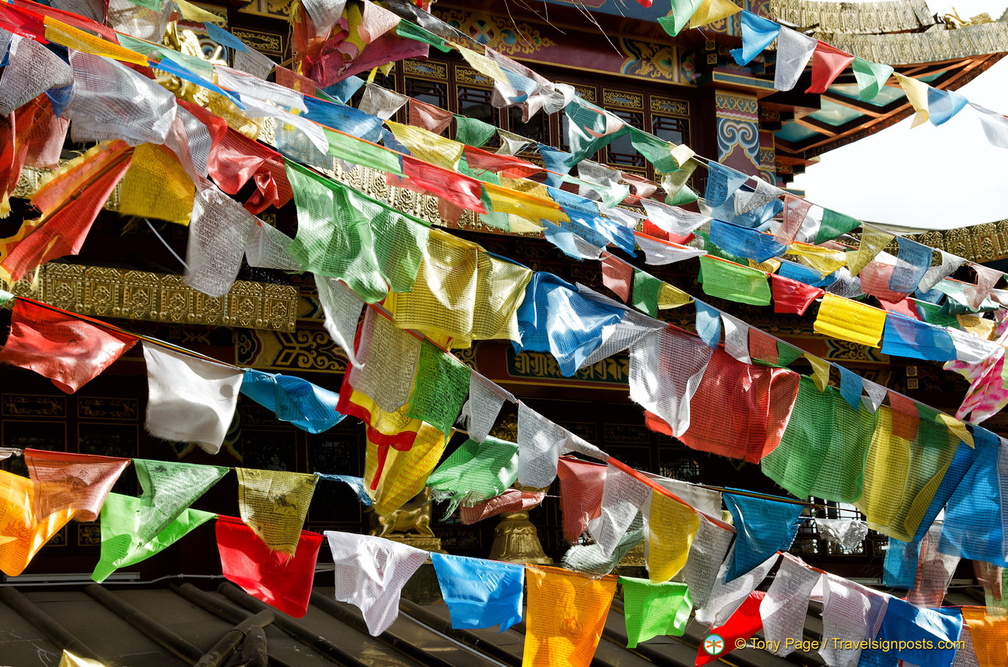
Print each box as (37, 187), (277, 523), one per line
(703, 633), (725, 656)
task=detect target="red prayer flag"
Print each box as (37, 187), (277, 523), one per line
(216, 516), (324, 618)
(806, 42), (854, 94)
(463, 146), (542, 179)
(774, 195), (812, 245)
(770, 273), (823, 315)
(748, 328), (779, 366)
(25, 449), (130, 522)
(0, 300), (138, 393)
(887, 391), (920, 441)
(1, 147), (131, 282)
(408, 98), (452, 135)
(387, 155), (486, 213)
(601, 252), (632, 302)
(859, 261), (910, 302)
(878, 297), (921, 320)
(207, 128), (292, 215)
(459, 489), (545, 524)
(677, 347), (800, 463)
(695, 591), (765, 666)
(557, 456), (606, 543)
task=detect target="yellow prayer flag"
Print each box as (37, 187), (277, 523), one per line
(386, 121), (464, 170)
(689, 0), (741, 28)
(936, 413), (974, 448)
(0, 471), (75, 577)
(236, 469), (317, 555)
(749, 258), (782, 274)
(59, 651), (108, 667)
(894, 73), (930, 128)
(658, 283), (692, 309)
(457, 46), (509, 84)
(117, 144), (195, 225)
(483, 182), (568, 224)
(856, 406), (958, 540)
(785, 243), (848, 275)
(847, 226), (895, 277)
(43, 17), (147, 66)
(957, 314), (995, 340)
(471, 252), (533, 344)
(363, 420), (447, 515)
(524, 565), (617, 667)
(670, 144), (695, 169)
(647, 490), (700, 583)
(814, 294), (886, 348)
(175, 0), (226, 24)
(803, 353), (831, 392)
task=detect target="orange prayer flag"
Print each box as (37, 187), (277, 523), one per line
(523, 565), (617, 667)
(0, 299), (138, 393)
(0, 470), (75, 576)
(25, 449), (130, 522)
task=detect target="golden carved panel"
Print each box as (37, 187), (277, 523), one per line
(8, 264), (298, 332)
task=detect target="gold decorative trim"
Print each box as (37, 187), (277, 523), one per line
(818, 23), (1008, 65)
(907, 221), (1008, 264)
(651, 96), (690, 117)
(8, 263), (298, 332)
(455, 66), (493, 87)
(768, 0), (930, 34)
(603, 89), (643, 111)
(403, 59), (448, 80)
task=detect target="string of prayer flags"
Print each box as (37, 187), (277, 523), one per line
(587, 464), (650, 557)
(761, 379), (878, 502)
(523, 565), (617, 667)
(694, 300), (722, 348)
(804, 352), (830, 391)
(620, 577), (692, 648)
(966, 264), (1003, 311)
(723, 491), (804, 581)
(973, 102), (1008, 150)
(556, 457), (605, 543)
(317, 474), (372, 507)
(645, 489), (699, 583)
(807, 42), (854, 94)
(633, 234), (704, 266)
(774, 27), (817, 92)
(236, 469), (317, 555)
(760, 554), (821, 656)
(697, 256), (772, 306)
(326, 531), (428, 636)
(142, 343), (244, 454)
(561, 512), (644, 575)
(695, 591), (764, 666)
(629, 326), (712, 438)
(0, 470), (75, 576)
(25, 449), (130, 522)
(814, 293), (887, 348)
(852, 58), (895, 101)
(820, 575), (889, 667)
(426, 436), (519, 515)
(730, 10), (780, 66)
(430, 553), (523, 632)
(0, 141), (132, 283)
(216, 516), (323, 618)
(240, 369), (345, 433)
(695, 551), (777, 628)
(640, 198), (710, 237)
(675, 347), (800, 463)
(0, 299), (137, 393)
(93, 495), (216, 583)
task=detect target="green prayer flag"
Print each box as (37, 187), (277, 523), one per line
(0, 290), (13, 307)
(396, 20), (451, 52)
(668, 184), (698, 206)
(427, 436), (519, 513)
(632, 269), (663, 318)
(698, 255), (772, 306)
(815, 208), (862, 244)
(118, 35), (215, 79)
(565, 99), (630, 165)
(352, 187), (429, 294)
(620, 577), (693, 648)
(285, 161), (389, 302)
(776, 341), (804, 367)
(628, 127), (680, 173)
(658, 0), (703, 37)
(407, 341), (470, 436)
(852, 58), (894, 102)
(454, 116), (498, 148)
(324, 128), (404, 176)
(131, 459), (229, 545)
(92, 493), (217, 582)
(915, 300), (960, 329)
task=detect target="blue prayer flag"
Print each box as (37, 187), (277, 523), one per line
(303, 96), (384, 143)
(875, 598), (963, 667)
(927, 87), (969, 126)
(890, 237), (931, 294)
(710, 219), (786, 263)
(881, 315), (956, 362)
(317, 474), (373, 506)
(882, 536), (920, 588)
(430, 553), (524, 632)
(723, 491), (804, 581)
(323, 76), (365, 104)
(241, 369), (345, 433)
(704, 162), (749, 207)
(730, 11), (780, 66)
(695, 301), (721, 348)
(836, 364), (863, 410)
(939, 432), (1006, 566)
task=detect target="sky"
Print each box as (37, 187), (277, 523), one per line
(789, 1), (1008, 231)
